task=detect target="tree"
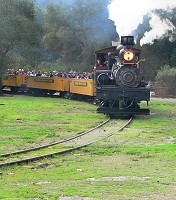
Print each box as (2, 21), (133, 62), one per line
(0, 0), (42, 92)
(140, 39), (176, 80)
(156, 65), (176, 95)
(43, 0), (117, 71)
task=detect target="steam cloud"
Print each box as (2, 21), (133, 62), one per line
(108, 0), (176, 45)
(140, 12), (176, 45)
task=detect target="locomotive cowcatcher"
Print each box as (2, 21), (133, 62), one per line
(95, 36), (150, 116)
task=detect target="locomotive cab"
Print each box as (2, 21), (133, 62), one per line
(94, 46), (117, 71)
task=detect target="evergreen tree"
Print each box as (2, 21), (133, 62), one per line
(43, 0), (117, 71)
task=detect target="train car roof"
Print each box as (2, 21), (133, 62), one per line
(95, 46), (117, 54)
(95, 46), (141, 54)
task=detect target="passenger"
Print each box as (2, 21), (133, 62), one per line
(75, 72), (81, 79)
(109, 55), (116, 70)
(95, 57), (108, 70)
(112, 55), (121, 72)
(22, 69), (27, 75)
(87, 72), (93, 79)
(26, 71), (30, 76)
(36, 70), (42, 76)
(67, 73), (72, 78)
(115, 55), (121, 66)
(62, 73), (68, 78)
(49, 72), (54, 77)
(41, 71), (47, 77)
(30, 71), (36, 76)
(56, 72), (63, 77)
(97, 58), (102, 65)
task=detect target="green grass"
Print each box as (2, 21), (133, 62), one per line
(0, 96), (176, 199)
(0, 96), (106, 153)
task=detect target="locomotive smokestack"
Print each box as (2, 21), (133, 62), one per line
(121, 36), (135, 46)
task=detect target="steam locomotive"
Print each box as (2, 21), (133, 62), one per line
(95, 36), (150, 116)
(2, 36), (150, 116)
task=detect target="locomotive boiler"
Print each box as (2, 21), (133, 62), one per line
(95, 36), (150, 116)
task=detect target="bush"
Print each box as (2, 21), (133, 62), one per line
(156, 65), (176, 95)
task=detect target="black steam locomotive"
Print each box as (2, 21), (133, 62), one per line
(95, 36), (150, 116)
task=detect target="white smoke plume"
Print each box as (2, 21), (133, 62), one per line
(140, 13), (176, 45)
(108, 0), (176, 45)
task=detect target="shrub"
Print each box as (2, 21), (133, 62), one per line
(156, 65), (176, 95)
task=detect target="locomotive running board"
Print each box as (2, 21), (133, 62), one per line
(97, 107), (150, 116)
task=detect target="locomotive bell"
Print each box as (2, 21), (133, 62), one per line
(119, 48), (125, 63)
(116, 45), (123, 62)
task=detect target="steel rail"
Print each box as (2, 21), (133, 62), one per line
(0, 118), (110, 158)
(0, 117), (133, 167)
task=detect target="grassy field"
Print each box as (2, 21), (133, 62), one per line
(0, 96), (175, 200)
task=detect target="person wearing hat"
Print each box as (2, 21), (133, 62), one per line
(111, 54), (120, 72)
(108, 53), (116, 70)
(110, 53), (121, 81)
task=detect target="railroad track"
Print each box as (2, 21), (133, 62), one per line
(0, 117), (133, 167)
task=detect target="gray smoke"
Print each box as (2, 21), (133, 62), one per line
(140, 12), (176, 45)
(108, 0), (176, 45)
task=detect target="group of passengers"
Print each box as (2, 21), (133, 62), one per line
(6, 69), (93, 79)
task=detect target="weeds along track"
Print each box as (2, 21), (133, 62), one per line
(0, 117), (133, 167)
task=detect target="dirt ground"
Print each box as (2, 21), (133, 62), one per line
(151, 96), (176, 103)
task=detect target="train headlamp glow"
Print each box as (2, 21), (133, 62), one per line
(123, 51), (134, 61)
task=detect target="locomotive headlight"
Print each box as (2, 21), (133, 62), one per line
(123, 51), (134, 61)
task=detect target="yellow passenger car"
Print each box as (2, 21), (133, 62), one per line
(2, 75), (26, 91)
(69, 79), (96, 99)
(25, 76), (70, 95)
